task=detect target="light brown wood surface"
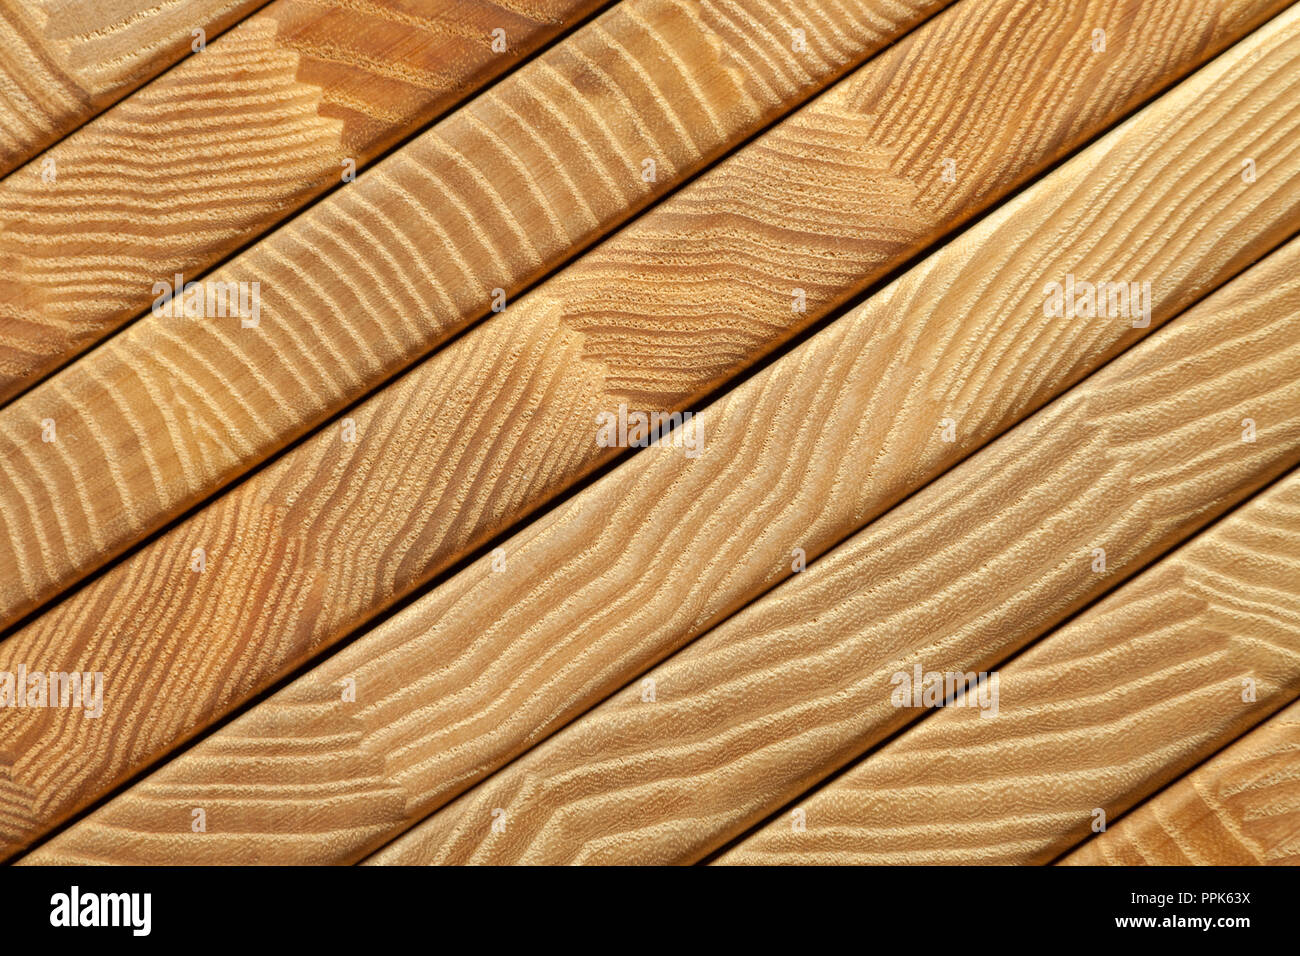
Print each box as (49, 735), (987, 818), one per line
(359, 240), (1300, 865)
(17, 11), (1300, 862)
(1062, 699), (1300, 865)
(713, 471), (1300, 865)
(0, 0), (956, 624)
(0, 0), (268, 176)
(0, 0), (616, 401)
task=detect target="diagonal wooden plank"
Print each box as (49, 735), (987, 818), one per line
(351, 239), (1300, 865)
(713, 471), (1300, 866)
(0, 0), (617, 401)
(0, 0), (959, 622)
(1060, 698), (1300, 865)
(17, 19), (1300, 864)
(0, 0), (270, 177)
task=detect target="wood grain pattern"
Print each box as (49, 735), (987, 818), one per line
(0, 0), (615, 400)
(0, 0), (268, 176)
(0, 0), (957, 623)
(1061, 699), (1300, 865)
(715, 471), (1300, 866)
(358, 240), (1300, 865)
(18, 15), (1300, 864)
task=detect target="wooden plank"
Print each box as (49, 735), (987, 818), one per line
(0, 0), (269, 176)
(355, 241), (1300, 865)
(0, 0), (617, 400)
(1060, 698), (1300, 865)
(0, 0), (958, 622)
(713, 472), (1300, 866)
(18, 20), (1300, 865)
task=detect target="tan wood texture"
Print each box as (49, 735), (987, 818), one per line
(0, 0), (615, 400)
(0, 0), (269, 176)
(356, 240), (1300, 865)
(714, 471), (1300, 865)
(1061, 699), (1300, 865)
(16, 16), (1300, 864)
(0, 0), (957, 624)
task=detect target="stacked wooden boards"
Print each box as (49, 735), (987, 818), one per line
(1062, 700), (1300, 866)
(370, 239), (1300, 865)
(0, 0), (269, 175)
(0, 0), (955, 621)
(0, 0), (625, 398)
(5, 0), (1300, 866)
